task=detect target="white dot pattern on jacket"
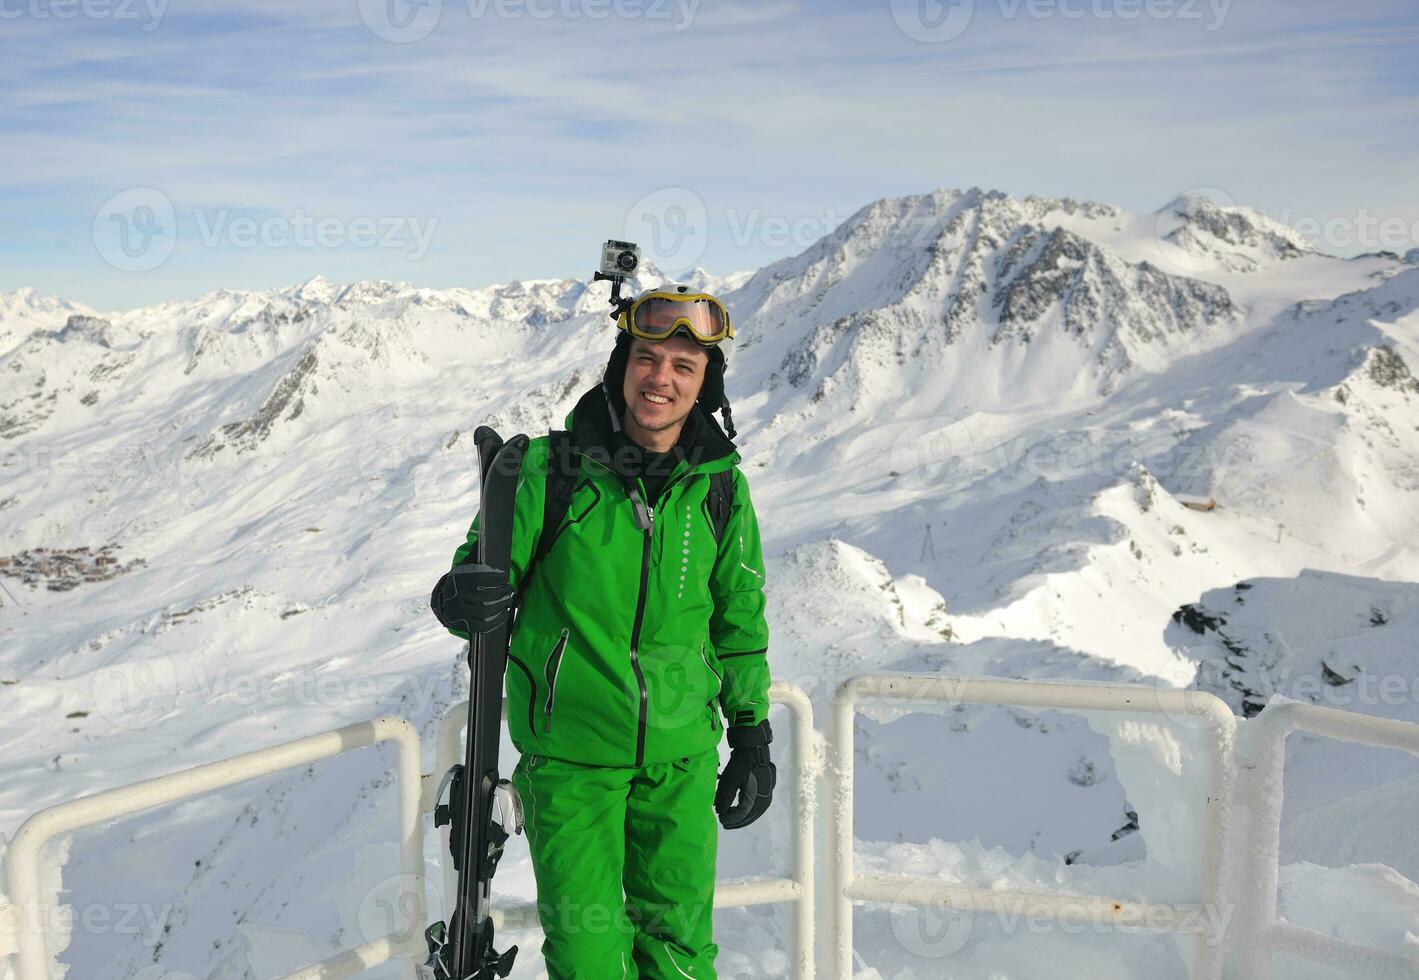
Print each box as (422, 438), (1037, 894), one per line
(677, 503), (693, 597)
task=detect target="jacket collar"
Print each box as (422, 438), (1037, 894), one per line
(565, 381), (738, 478)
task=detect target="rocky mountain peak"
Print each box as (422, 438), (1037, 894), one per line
(1156, 192), (1316, 270)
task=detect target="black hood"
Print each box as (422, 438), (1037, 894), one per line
(567, 380), (737, 479)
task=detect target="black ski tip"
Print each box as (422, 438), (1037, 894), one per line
(484, 434), (529, 482)
(473, 425), (504, 458)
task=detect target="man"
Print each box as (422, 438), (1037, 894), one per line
(430, 284), (775, 979)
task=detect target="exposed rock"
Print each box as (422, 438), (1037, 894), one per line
(188, 346), (318, 458)
(1366, 345), (1419, 394)
(54, 315), (116, 348)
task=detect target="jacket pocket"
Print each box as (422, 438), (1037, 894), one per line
(701, 642), (723, 731)
(542, 628), (570, 734)
(699, 641), (723, 698)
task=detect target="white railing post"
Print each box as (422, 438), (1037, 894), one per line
(2, 717), (426, 980)
(829, 672), (857, 980)
(1236, 700), (1419, 979)
(769, 679), (816, 980)
(828, 674), (1237, 980)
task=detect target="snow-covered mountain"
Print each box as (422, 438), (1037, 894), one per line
(0, 288), (95, 347)
(2, 187), (1417, 979)
(733, 187), (1238, 407)
(1154, 192), (1318, 273)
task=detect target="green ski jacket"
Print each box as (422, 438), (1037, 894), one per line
(446, 384), (771, 768)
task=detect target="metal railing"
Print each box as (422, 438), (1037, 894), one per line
(826, 674), (1238, 980)
(9, 674), (1419, 978)
(2, 717), (426, 980)
(1234, 700), (1419, 979)
(429, 680), (817, 980)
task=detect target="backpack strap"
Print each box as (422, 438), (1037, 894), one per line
(707, 468), (735, 543)
(517, 429), (578, 605)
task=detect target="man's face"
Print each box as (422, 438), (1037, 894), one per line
(622, 335), (709, 434)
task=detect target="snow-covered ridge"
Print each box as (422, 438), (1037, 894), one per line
(0, 288), (96, 358)
(1156, 192), (1318, 271)
(726, 188), (1246, 454)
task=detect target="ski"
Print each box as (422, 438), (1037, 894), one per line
(421, 425), (528, 980)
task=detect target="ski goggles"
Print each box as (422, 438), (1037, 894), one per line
(620, 290), (734, 346)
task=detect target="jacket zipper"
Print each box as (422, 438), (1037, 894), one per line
(625, 467), (718, 766)
(627, 482), (652, 768)
(542, 628), (570, 734)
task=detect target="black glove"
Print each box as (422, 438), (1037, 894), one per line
(429, 562), (515, 635)
(714, 720), (776, 830)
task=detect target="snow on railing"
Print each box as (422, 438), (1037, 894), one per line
(430, 681), (818, 980)
(827, 674), (1238, 980)
(0, 903), (15, 960)
(1235, 700), (1419, 980)
(1, 718), (426, 980)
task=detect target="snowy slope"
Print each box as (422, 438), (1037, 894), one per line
(0, 289), (96, 355)
(2, 187), (1418, 979)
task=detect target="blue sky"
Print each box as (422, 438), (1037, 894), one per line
(2, 0), (1417, 310)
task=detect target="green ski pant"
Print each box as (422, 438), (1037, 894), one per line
(511, 747), (720, 979)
